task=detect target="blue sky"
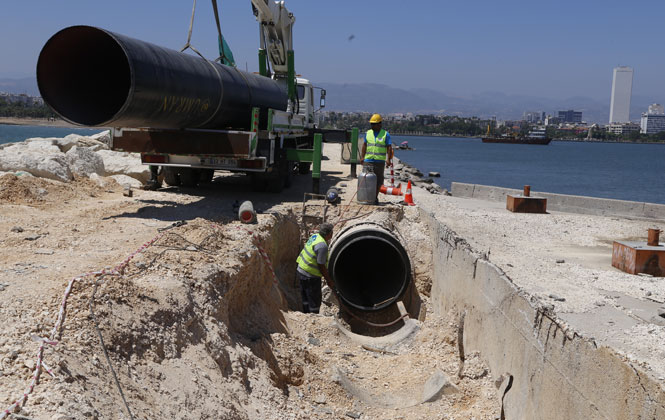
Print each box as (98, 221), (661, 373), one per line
(1, 0), (663, 101)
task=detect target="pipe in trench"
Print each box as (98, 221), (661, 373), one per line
(329, 223), (412, 312)
(36, 26), (287, 130)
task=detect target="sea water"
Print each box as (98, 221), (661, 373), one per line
(394, 135), (665, 205)
(0, 124), (103, 145)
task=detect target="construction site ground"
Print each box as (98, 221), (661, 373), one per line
(0, 144), (501, 420)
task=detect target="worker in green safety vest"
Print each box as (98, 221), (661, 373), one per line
(360, 113), (393, 202)
(295, 223), (335, 313)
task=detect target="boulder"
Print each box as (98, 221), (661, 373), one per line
(24, 139), (61, 154)
(97, 150), (150, 183)
(66, 146), (105, 177)
(0, 142), (73, 182)
(110, 174), (143, 189)
(429, 184), (443, 194)
(57, 134), (108, 152)
(90, 130), (111, 147)
(428, 171), (440, 177)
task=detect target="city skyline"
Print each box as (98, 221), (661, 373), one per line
(1, 0), (665, 103)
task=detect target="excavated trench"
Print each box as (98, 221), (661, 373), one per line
(12, 199), (662, 420)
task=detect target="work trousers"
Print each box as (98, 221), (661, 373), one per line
(363, 161), (385, 199)
(297, 271), (322, 314)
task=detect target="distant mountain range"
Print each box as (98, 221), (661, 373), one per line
(1, 76), (659, 124)
(0, 77), (39, 96)
(319, 82), (660, 124)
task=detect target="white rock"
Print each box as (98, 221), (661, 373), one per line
(110, 174), (143, 189)
(97, 150), (150, 183)
(57, 134), (108, 152)
(25, 139), (61, 154)
(88, 173), (108, 187)
(90, 130), (111, 146)
(0, 142), (73, 182)
(65, 146), (105, 177)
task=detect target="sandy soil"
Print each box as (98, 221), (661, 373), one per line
(0, 144), (500, 419)
(0, 117), (85, 128)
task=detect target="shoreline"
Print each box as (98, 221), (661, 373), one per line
(0, 117), (81, 128)
(392, 132), (665, 145)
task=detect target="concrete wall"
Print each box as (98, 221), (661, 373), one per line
(421, 208), (665, 419)
(451, 182), (665, 220)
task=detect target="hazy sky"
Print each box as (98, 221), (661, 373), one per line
(1, 0), (663, 101)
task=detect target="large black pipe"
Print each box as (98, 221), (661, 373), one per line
(36, 26), (287, 129)
(329, 224), (412, 311)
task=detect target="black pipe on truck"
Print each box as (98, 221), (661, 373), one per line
(36, 26), (287, 129)
(329, 223), (412, 311)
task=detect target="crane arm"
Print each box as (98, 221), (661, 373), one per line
(251, 0), (295, 77)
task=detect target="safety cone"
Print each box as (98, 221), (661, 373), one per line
(403, 180), (415, 206)
(380, 184), (403, 196)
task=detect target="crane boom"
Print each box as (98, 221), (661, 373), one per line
(251, 0), (295, 77)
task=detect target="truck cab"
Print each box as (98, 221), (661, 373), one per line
(290, 77), (325, 129)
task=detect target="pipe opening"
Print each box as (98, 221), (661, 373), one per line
(330, 226), (411, 311)
(37, 26), (130, 126)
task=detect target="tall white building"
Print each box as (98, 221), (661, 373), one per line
(609, 66), (633, 123)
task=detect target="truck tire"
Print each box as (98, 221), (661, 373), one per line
(298, 162), (311, 175)
(248, 173), (264, 191)
(163, 167), (180, 186)
(284, 161), (292, 188)
(179, 168), (199, 187)
(199, 169), (214, 184)
(280, 154), (292, 188)
(266, 168), (283, 193)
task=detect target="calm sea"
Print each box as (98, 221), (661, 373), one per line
(0, 124), (103, 145)
(393, 135), (665, 205)
(2, 127), (663, 205)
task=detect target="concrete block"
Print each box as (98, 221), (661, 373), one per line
(506, 195), (547, 213)
(450, 182), (475, 198)
(643, 203), (665, 220)
(612, 241), (665, 276)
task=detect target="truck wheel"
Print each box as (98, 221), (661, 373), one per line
(163, 167), (180, 186)
(199, 169), (214, 184)
(180, 168), (199, 187)
(298, 162), (311, 175)
(284, 162), (292, 188)
(266, 170), (283, 193)
(250, 173), (267, 192)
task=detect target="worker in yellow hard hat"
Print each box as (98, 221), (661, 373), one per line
(361, 113), (393, 202)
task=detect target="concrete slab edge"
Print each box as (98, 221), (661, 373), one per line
(451, 182), (665, 220)
(419, 207), (665, 420)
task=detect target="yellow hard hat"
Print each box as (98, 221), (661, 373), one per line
(369, 114), (383, 124)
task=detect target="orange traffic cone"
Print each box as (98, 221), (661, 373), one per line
(380, 184), (403, 196)
(403, 180), (415, 206)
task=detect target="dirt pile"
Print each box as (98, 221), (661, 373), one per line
(0, 173), (119, 207)
(1, 148), (500, 419)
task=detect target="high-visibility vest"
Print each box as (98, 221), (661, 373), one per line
(365, 129), (388, 161)
(296, 233), (328, 277)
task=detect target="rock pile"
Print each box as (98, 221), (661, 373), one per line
(0, 131), (149, 187)
(389, 162), (447, 195)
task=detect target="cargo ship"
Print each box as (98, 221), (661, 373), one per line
(482, 126), (552, 145)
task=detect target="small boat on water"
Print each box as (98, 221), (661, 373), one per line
(482, 126), (552, 145)
(397, 141), (414, 150)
